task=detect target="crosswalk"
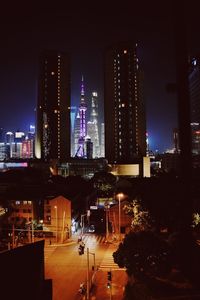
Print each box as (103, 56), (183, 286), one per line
(99, 256), (121, 270)
(99, 246), (125, 271)
(81, 234), (107, 246)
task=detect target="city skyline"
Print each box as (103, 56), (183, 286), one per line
(0, 2), (199, 153)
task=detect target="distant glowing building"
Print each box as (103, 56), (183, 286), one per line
(74, 111), (80, 157)
(70, 106), (77, 157)
(14, 131), (25, 143)
(22, 139), (34, 159)
(35, 50), (70, 161)
(100, 123), (105, 157)
(191, 123), (200, 155)
(75, 77), (87, 157)
(87, 92), (100, 158)
(104, 42), (146, 163)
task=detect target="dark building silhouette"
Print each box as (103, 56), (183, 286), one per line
(35, 50), (70, 162)
(189, 57), (200, 156)
(0, 240), (52, 300)
(189, 57), (200, 125)
(104, 42), (146, 164)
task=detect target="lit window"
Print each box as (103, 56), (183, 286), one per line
(51, 71), (55, 75)
(15, 201), (20, 205)
(124, 50), (127, 54)
(122, 103), (125, 107)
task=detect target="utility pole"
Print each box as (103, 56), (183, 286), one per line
(86, 247), (90, 300)
(86, 247), (96, 299)
(105, 201), (110, 241)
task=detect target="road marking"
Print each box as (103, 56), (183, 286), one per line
(99, 252), (121, 270)
(82, 235), (106, 245)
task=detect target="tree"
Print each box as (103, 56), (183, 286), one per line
(113, 231), (172, 280)
(123, 198), (152, 232)
(91, 171), (117, 197)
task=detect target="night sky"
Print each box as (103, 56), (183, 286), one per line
(0, 1), (199, 152)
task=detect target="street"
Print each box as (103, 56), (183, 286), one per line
(45, 234), (127, 300)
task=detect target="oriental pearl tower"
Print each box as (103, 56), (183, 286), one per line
(75, 76), (87, 157)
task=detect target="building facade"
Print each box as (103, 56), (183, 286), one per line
(87, 92), (100, 158)
(35, 50), (71, 162)
(104, 42), (146, 164)
(189, 57), (200, 125)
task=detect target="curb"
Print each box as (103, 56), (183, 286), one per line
(47, 240), (76, 247)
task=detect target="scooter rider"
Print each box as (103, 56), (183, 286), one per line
(78, 241), (85, 255)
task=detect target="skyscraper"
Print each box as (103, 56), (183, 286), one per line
(35, 51), (70, 161)
(74, 110), (80, 157)
(189, 57), (200, 156)
(75, 77), (87, 157)
(87, 92), (100, 158)
(104, 42), (146, 164)
(189, 57), (200, 125)
(70, 106), (77, 156)
(100, 122), (105, 157)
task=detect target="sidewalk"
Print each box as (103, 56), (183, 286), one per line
(36, 236), (77, 247)
(90, 269), (127, 300)
(89, 242), (127, 300)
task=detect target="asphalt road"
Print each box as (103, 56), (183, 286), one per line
(45, 234), (115, 300)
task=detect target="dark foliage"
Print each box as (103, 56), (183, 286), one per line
(113, 231), (172, 280)
(168, 230), (200, 286)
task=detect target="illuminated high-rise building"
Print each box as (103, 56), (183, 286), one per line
(74, 111), (80, 157)
(104, 42), (146, 163)
(87, 92), (100, 158)
(75, 77), (87, 157)
(35, 50), (70, 161)
(100, 122), (105, 157)
(70, 106), (77, 156)
(0, 128), (4, 143)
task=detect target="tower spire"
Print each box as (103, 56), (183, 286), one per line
(81, 75), (84, 96)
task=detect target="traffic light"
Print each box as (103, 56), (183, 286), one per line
(107, 282), (111, 289)
(107, 271), (112, 281)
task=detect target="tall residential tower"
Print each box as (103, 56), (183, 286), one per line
(35, 51), (70, 161)
(104, 42), (146, 163)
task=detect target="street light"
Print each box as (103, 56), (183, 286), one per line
(105, 201), (110, 242)
(81, 214), (86, 236)
(116, 193), (124, 242)
(54, 205), (58, 243)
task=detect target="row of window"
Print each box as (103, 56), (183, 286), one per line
(15, 201), (32, 205)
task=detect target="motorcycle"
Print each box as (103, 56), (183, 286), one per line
(78, 283), (86, 294)
(78, 244), (84, 255)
